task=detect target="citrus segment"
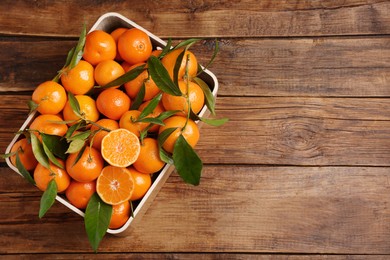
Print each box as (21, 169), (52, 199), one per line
(101, 128), (141, 167)
(96, 166), (134, 205)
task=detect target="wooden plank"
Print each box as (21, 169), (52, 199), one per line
(1, 96), (390, 166)
(0, 37), (388, 97)
(1, 166), (390, 254)
(0, 1), (389, 37)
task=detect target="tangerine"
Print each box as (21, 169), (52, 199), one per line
(29, 114), (68, 137)
(110, 27), (127, 61)
(128, 167), (152, 201)
(65, 180), (96, 209)
(133, 138), (165, 174)
(138, 99), (165, 132)
(10, 138), (38, 171)
(90, 118), (119, 151)
(60, 60), (95, 95)
(158, 116), (199, 154)
(161, 48), (198, 80)
(96, 88), (131, 120)
(34, 160), (70, 193)
(31, 81), (67, 115)
(118, 28), (152, 65)
(83, 30), (116, 66)
(63, 95), (99, 125)
(119, 110), (148, 137)
(109, 201), (130, 229)
(94, 59), (125, 88)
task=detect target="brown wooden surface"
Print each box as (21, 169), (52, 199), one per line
(0, 0), (389, 258)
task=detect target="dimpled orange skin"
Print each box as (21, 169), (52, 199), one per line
(162, 80), (205, 116)
(94, 59), (125, 87)
(109, 201), (130, 229)
(158, 116), (200, 154)
(83, 30), (117, 66)
(60, 60), (95, 95)
(32, 81), (67, 115)
(65, 146), (104, 183)
(10, 138), (38, 171)
(118, 28), (152, 65)
(96, 88), (131, 120)
(34, 160), (71, 193)
(62, 95), (99, 125)
(29, 114), (68, 137)
(133, 137), (165, 174)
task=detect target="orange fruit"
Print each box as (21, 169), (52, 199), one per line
(34, 160), (70, 193)
(162, 80), (205, 116)
(128, 167), (152, 201)
(31, 81), (67, 115)
(161, 48), (198, 80)
(63, 95), (99, 125)
(119, 110), (148, 137)
(65, 180), (96, 209)
(133, 138), (165, 174)
(10, 138), (38, 171)
(94, 59), (125, 87)
(150, 49), (162, 58)
(82, 30), (116, 66)
(124, 62), (160, 101)
(110, 27), (127, 61)
(90, 118), (119, 151)
(109, 201), (130, 229)
(65, 146), (104, 183)
(101, 128), (141, 167)
(96, 166), (134, 205)
(29, 114), (68, 137)
(158, 116), (199, 154)
(60, 60), (95, 95)
(96, 88), (131, 120)
(118, 28), (152, 65)
(138, 99), (165, 132)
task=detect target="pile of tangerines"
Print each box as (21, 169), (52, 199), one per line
(8, 25), (216, 233)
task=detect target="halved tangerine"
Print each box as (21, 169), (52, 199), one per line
(101, 128), (141, 167)
(96, 166), (134, 205)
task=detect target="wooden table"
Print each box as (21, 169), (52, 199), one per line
(1, 1), (389, 258)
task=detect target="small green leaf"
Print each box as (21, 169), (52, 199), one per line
(173, 135), (202, 185)
(138, 93), (162, 119)
(173, 49), (185, 86)
(137, 117), (165, 125)
(159, 148), (173, 165)
(68, 92), (81, 117)
(193, 77), (216, 115)
(39, 179), (57, 218)
(85, 193), (112, 252)
(65, 121), (85, 139)
(27, 100), (39, 114)
(156, 110), (181, 121)
(15, 152), (36, 185)
(67, 130), (91, 141)
(42, 142), (63, 169)
(148, 56), (182, 96)
(30, 133), (50, 169)
(197, 38), (219, 76)
(100, 64), (145, 89)
(53, 47), (75, 82)
(157, 127), (177, 164)
(40, 133), (69, 160)
(68, 23), (87, 70)
(130, 83), (146, 110)
(72, 144), (87, 167)
(172, 38), (202, 51)
(158, 38), (172, 58)
(66, 139), (85, 154)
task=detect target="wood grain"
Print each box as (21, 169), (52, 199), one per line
(1, 166), (390, 254)
(0, 37), (388, 97)
(0, 1), (389, 37)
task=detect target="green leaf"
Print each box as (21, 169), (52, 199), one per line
(159, 148), (173, 165)
(129, 83), (145, 110)
(53, 47), (75, 82)
(148, 56), (182, 96)
(42, 142), (64, 169)
(72, 144), (86, 167)
(138, 93), (162, 119)
(68, 92), (81, 117)
(65, 121), (85, 139)
(15, 152), (36, 185)
(136, 117), (165, 125)
(40, 133), (69, 160)
(27, 100), (39, 114)
(157, 127), (177, 164)
(197, 38), (219, 76)
(173, 135), (202, 186)
(193, 77), (216, 115)
(85, 193), (112, 252)
(100, 64), (145, 89)
(156, 110), (181, 121)
(189, 109), (229, 127)
(172, 38), (202, 51)
(66, 139), (85, 154)
(68, 23), (87, 70)
(67, 130), (91, 141)
(30, 133), (50, 169)
(173, 49), (185, 86)
(158, 38), (172, 58)
(39, 179), (57, 218)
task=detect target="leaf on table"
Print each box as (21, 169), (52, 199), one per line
(173, 135), (202, 186)
(39, 179), (58, 218)
(84, 193), (112, 252)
